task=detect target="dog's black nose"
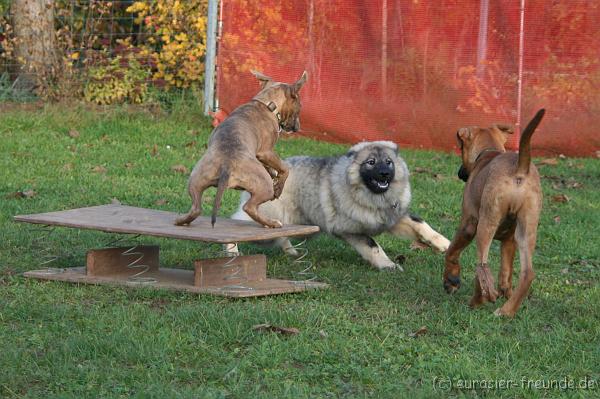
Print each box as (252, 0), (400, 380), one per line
(457, 165), (469, 182)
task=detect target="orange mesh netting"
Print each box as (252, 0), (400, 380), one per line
(215, 0), (600, 157)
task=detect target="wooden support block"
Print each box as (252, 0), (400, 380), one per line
(87, 246), (159, 277)
(194, 254), (267, 288)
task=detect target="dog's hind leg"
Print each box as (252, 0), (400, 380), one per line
(341, 234), (402, 271)
(470, 211), (502, 307)
(495, 212), (539, 317)
(498, 236), (516, 299)
(175, 173), (214, 226)
(235, 160), (282, 228)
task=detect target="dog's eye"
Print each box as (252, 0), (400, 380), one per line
(385, 159), (392, 165)
(367, 159), (375, 166)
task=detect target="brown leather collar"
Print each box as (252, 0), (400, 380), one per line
(475, 148), (502, 163)
(253, 98), (282, 132)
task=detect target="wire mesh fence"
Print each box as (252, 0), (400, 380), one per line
(0, 0), (207, 103)
(215, 0), (600, 156)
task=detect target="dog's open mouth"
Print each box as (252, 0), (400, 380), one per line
(367, 178), (391, 194)
(373, 179), (390, 190)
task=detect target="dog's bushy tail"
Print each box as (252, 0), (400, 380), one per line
(517, 109), (545, 175)
(211, 168), (230, 227)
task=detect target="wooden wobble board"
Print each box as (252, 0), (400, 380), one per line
(15, 205), (327, 297)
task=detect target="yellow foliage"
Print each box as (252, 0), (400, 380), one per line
(126, 0), (208, 89)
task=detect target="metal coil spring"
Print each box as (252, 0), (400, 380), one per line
(105, 234), (157, 285)
(214, 243), (254, 292)
(28, 225), (66, 275)
(290, 239), (318, 284)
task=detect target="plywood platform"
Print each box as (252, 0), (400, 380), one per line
(15, 204), (327, 297)
(14, 204), (319, 243)
(23, 265), (327, 298)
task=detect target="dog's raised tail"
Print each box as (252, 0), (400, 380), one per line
(517, 108), (545, 175)
(211, 168), (230, 227)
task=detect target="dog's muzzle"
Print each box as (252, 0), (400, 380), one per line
(362, 163), (395, 194)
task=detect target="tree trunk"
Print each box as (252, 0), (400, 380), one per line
(10, 0), (57, 93)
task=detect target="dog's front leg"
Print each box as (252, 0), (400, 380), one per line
(389, 214), (450, 252)
(341, 234), (403, 271)
(444, 216), (477, 293)
(256, 151), (289, 198)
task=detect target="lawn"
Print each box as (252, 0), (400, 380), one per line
(1, 103), (599, 398)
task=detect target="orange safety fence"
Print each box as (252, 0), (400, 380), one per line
(215, 0), (600, 157)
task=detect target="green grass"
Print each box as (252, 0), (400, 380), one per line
(0, 103), (599, 398)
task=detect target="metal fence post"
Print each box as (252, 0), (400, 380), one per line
(204, 0), (219, 115)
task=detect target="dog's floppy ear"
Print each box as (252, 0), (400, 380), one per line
(251, 70), (273, 89)
(294, 71), (308, 92)
(493, 123), (514, 134)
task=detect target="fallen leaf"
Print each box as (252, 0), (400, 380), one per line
(155, 198), (168, 206)
(100, 134), (110, 142)
(413, 167), (432, 174)
(62, 163), (73, 171)
(124, 162), (134, 169)
(68, 129), (80, 138)
(433, 173), (444, 180)
(92, 165), (107, 174)
(410, 241), (429, 251)
(6, 189), (37, 199)
(560, 268), (569, 274)
(536, 158), (559, 166)
(252, 324), (300, 335)
(553, 215), (561, 224)
(185, 140), (197, 148)
(409, 326), (428, 338)
(319, 330), (328, 338)
(551, 194), (569, 203)
(171, 164), (189, 174)
(151, 144), (159, 157)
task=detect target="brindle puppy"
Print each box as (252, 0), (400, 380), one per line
(175, 70), (307, 228)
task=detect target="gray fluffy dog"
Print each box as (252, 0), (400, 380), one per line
(228, 141), (449, 270)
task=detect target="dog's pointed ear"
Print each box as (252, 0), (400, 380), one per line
(456, 128), (471, 148)
(251, 70), (273, 89)
(294, 71), (308, 91)
(493, 123), (514, 134)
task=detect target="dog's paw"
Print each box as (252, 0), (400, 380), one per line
(498, 286), (513, 299)
(493, 307), (516, 318)
(430, 234), (451, 253)
(265, 219), (283, 228)
(375, 262), (404, 272)
(283, 246), (300, 257)
(443, 275), (461, 294)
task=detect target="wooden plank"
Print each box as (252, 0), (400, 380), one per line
(87, 246), (159, 277)
(194, 254), (266, 287)
(22, 267), (329, 298)
(13, 204), (319, 243)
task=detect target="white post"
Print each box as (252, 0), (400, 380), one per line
(204, 0), (219, 115)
